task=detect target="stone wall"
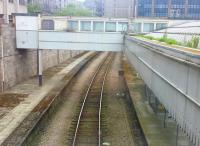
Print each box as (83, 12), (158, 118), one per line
(0, 24), (82, 91)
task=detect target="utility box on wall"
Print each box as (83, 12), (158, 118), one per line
(16, 15), (38, 49)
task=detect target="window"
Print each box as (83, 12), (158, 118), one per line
(132, 23), (142, 33)
(188, 0), (200, 19)
(19, 0), (26, 5)
(9, 0), (13, 3)
(170, 0), (185, 18)
(9, 15), (13, 23)
(143, 23), (154, 32)
(41, 20), (54, 30)
(154, 0), (168, 17)
(67, 21), (78, 31)
(0, 14), (3, 25)
(93, 21), (104, 32)
(138, 0), (152, 17)
(80, 21), (91, 31)
(105, 22), (116, 32)
(117, 22), (128, 32)
(156, 23), (167, 30)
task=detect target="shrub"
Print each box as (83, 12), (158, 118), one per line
(158, 37), (165, 42)
(186, 36), (199, 48)
(144, 36), (154, 40)
(137, 35), (178, 46)
(165, 38), (177, 45)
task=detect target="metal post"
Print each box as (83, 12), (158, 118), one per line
(37, 49), (43, 86)
(134, 0), (137, 19)
(70, 50), (72, 58)
(3, 0), (8, 23)
(151, 0), (155, 17)
(148, 90), (151, 104)
(0, 35), (5, 92)
(57, 50), (60, 64)
(155, 97), (158, 114)
(176, 124), (179, 146)
(163, 108), (167, 128)
(145, 85), (148, 100)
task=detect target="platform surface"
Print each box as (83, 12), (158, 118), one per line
(0, 52), (95, 145)
(123, 58), (194, 146)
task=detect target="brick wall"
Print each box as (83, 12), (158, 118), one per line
(0, 24), (82, 91)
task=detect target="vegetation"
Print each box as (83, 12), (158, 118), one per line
(138, 35), (200, 49)
(27, 4), (42, 13)
(140, 35), (177, 45)
(186, 36), (199, 48)
(54, 4), (92, 16)
(157, 37), (177, 45)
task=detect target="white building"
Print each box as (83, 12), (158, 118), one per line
(28, 0), (82, 13)
(104, 0), (135, 18)
(0, 0), (27, 24)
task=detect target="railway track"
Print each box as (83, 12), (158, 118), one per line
(69, 53), (113, 146)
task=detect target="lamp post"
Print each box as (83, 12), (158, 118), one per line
(134, 0), (137, 20)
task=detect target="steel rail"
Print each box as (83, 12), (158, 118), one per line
(98, 54), (113, 146)
(72, 53), (111, 146)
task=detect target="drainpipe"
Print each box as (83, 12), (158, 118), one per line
(15, 0), (19, 13)
(3, 0), (8, 24)
(0, 35), (4, 92)
(37, 14), (43, 86)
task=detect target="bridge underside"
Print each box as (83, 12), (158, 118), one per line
(17, 31), (123, 52)
(16, 15), (124, 52)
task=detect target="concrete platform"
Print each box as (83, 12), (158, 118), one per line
(123, 58), (194, 146)
(0, 52), (95, 145)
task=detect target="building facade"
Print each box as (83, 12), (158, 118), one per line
(104, 0), (135, 18)
(0, 0), (27, 24)
(84, 0), (104, 16)
(137, 0), (200, 19)
(28, 0), (82, 13)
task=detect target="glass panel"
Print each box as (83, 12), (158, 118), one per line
(155, 0), (168, 17)
(67, 21), (78, 31)
(133, 23), (142, 33)
(81, 21), (91, 31)
(138, 0), (152, 17)
(143, 23), (154, 32)
(188, 0), (200, 19)
(93, 21), (104, 32)
(156, 23), (167, 30)
(118, 22), (128, 32)
(105, 22), (116, 32)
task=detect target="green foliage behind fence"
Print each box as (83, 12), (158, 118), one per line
(55, 4), (92, 16)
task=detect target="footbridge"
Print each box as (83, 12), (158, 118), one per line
(15, 15), (200, 146)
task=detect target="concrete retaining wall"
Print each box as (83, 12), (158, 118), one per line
(0, 24), (82, 91)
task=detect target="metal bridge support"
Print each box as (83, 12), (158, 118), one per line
(176, 124), (179, 146)
(163, 108), (167, 128)
(37, 49), (43, 86)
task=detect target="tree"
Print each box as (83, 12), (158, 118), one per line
(27, 4), (42, 14)
(55, 4), (92, 16)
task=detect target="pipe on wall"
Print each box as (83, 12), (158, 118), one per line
(0, 35), (4, 92)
